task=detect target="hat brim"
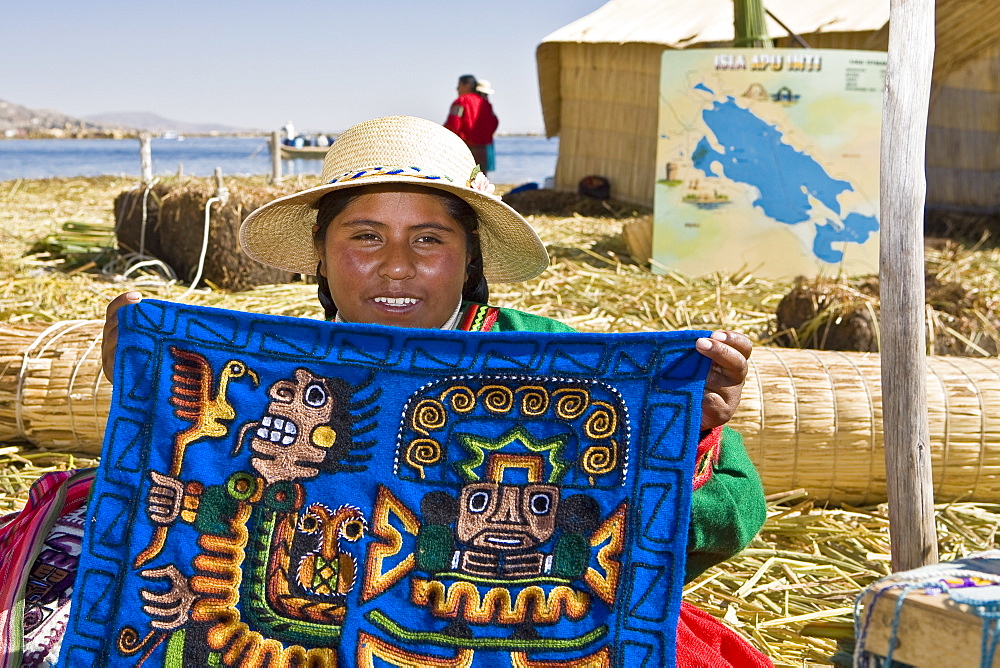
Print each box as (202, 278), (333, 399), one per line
(239, 175), (549, 284)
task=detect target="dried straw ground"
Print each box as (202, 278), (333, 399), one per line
(4, 175), (1000, 666)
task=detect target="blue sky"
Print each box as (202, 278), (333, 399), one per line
(1, 0), (607, 134)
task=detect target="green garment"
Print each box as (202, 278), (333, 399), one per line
(468, 303), (766, 583)
(685, 426), (766, 582)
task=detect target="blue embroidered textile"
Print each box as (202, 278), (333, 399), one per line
(59, 300), (711, 667)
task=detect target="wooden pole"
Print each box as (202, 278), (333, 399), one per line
(139, 132), (153, 185)
(213, 166), (228, 203)
(880, 0), (938, 572)
(270, 130), (283, 184)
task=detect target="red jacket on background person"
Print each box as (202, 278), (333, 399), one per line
(444, 92), (498, 146)
(444, 87), (498, 171)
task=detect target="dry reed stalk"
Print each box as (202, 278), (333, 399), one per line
(0, 444), (99, 513)
(686, 499), (1000, 666)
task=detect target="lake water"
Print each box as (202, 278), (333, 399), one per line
(0, 135), (559, 186)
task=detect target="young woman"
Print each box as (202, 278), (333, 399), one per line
(95, 116), (768, 665)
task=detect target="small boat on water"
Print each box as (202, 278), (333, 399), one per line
(278, 144), (330, 160)
(273, 124), (338, 160)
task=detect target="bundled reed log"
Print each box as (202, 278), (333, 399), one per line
(0, 321), (108, 454)
(735, 348), (1000, 505)
(113, 179), (300, 291)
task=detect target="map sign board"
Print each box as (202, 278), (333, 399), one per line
(653, 49), (885, 279)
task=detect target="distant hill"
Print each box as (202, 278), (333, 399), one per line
(80, 111), (253, 135)
(0, 99), (100, 135)
(0, 98), (253, 137)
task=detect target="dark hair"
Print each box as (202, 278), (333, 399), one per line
(458, 74), (477, 89)
(313, 184), (489, 321)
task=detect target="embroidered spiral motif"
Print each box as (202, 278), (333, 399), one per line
(554, 388), (589, 419)
(406, 438), (443, 478)
(584, 403), (617, 439)
(442, 385), (476, 413)
(116, 626), (149, 655)
(518, 386), (549, 416)
(478, 385), (514, 414)
(411, 398), (447, 435)
(581, 442), (618, 478)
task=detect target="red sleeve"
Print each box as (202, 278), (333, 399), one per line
(444, 98), (467, 138)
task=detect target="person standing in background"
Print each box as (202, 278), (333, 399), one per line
(282, 120), (298, 146)
(444, 74), (498, 174)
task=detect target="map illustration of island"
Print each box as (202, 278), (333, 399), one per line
(653, 49), (886, 279)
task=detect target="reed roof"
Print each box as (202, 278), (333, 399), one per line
(539, 0), (888, 47)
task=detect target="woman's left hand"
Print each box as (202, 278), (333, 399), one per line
(695, 330), (752, 431)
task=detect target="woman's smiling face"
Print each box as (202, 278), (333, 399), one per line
(317, 185), (471, 329)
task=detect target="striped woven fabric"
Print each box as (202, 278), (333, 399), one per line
(0, 468), (94, 668)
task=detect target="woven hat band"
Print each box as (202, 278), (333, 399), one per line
(328, 166), (454, 185)
(319, 116), (476, 187)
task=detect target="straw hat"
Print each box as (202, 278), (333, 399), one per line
(240, 115), (547, 283)
(475, 79), (495, 96)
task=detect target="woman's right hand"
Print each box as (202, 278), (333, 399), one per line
(102, 291), (143, 383)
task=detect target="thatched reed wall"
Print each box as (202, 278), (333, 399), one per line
(926, 41), (1000, 212)
(773, 30), (887, 51)
(540, 42), (665, 205)
(7, 320), (1000, 505)
(114, 180), (298, 291)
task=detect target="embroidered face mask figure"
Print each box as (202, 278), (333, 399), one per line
(456, 480), (559, 553)
(119, 350), (378, 666)
(249, 368), (347, 485)
(360, 375), (632, 657)
(453, 473), (561, 578)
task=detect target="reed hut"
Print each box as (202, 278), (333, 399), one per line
(538, 0), (1000, 214)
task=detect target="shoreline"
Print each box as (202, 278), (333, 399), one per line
(0, 131), (552, 141)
